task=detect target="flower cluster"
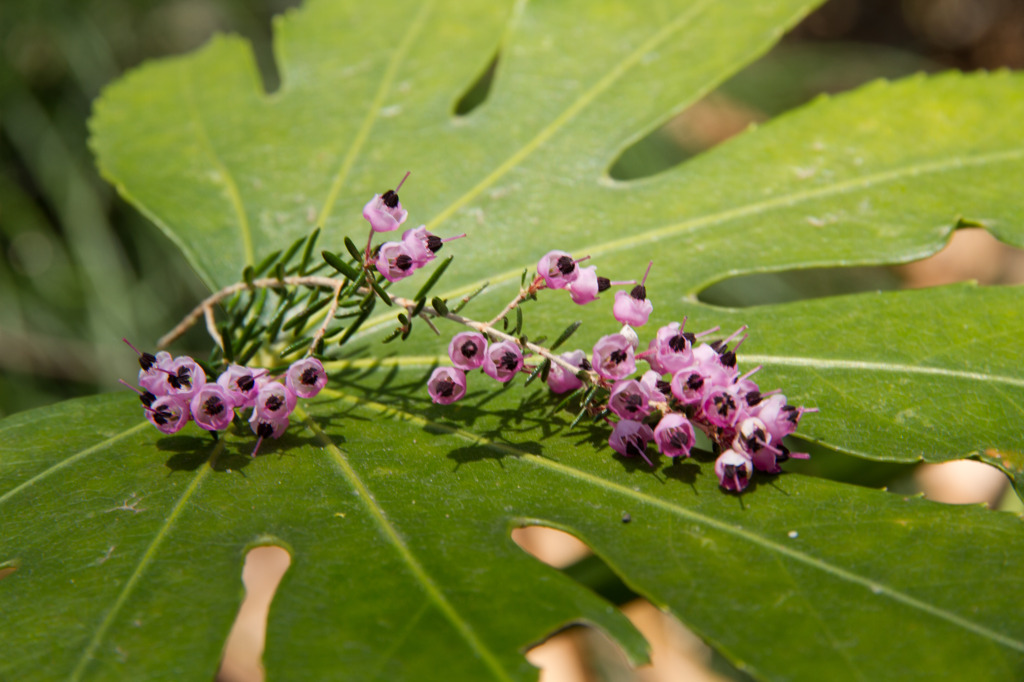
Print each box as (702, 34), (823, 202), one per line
(428, 249), (816, 493)
(121, 339), (327, 456)
(427, 333), (525, 403)
(600, 320), (816, 492)
(144, 167), (815, 493)
(364, 172), (464, 282)
(425, 250), (640, 404)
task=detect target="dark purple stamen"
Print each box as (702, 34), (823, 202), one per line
(426, 235), (443, 253)
(204, 397), (224, 416)
(724, 464), (748, 480)
(556, 256), (575, 276)
(437, 378), (455, 398)
(743, 429), (766, 452)
(668, 334), (690, 353)
(266, 395), (284, 412)
(139, 352), (157, 371)
(140, 391), (156, 408)
(656, 380), (672, 394)
(237, 375), (255, 392)
(301, 367), (319, 386)
(713, 394), (736, 417)
(745, 390), (762, 406)
(625, 437), (645, 458)
(395, 254), (414, 271)
(624, 394), (643, 413)
(152, 407), (172, 425)
(686, 374), (704, 391)
(596, 276), (611, 292)
(167, 366), (191, 390)
(669, 432), (689, 449)
(498, 351), (518, 371)
(776, 444), (791, 462)
(630, 284), (647, 300)
(381, 189), (399, 209)
(609, 349), (627, 365)
(256, 421), (274, 439)
(460, 340), (479, 358)
(720, 350), (737, 368)
(579, 358), (592, 371)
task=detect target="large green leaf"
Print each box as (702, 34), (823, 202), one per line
(4, 0), (1024, 679)
(4, 389), (1024, 681)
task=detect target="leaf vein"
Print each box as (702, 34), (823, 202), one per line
(425, 0), (713, 230)
(297, 405), (514, 681)
(322, 388), (1024, 653)
(741, 354), (1024, 389)
(0, 422), (149, 507)
(397, 146), (1024, 331)
(69, 459), (214, 680)
(318, 0), (436, 228)
(180, 62), (254, 267)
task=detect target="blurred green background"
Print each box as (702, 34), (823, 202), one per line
(2, 0), (1023, 418)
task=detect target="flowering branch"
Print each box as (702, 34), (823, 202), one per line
(138, 171), (817, 492)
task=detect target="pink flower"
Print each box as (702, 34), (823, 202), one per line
(403, 226), (466, 267)
(669, 367), (709, 406)
(702, 386), (742, 430)
(592, 334), (635, 381)
(652, 322), (696, 374)
(146, 395), (190, 434)
(612, 289), (653, 328)
(161, 356), (206, 400)
(754, 393), (816, 443)
(715, 449), (753, 492)
(125, 338), (176, 396)
(734, 416), (784, 473)
(609, 420), (656, 467)
(217, 364), (264, 408)
(448, 332), (488, 371)
(286, 358), (328, 398)
(362, 175), (410, 233)
(653, 413), (695, 458)
(427, 367), (467, 404)
(253, 381), (297, 421)
(537, 250), (580, 290)
(402, 226), (436, 267)
(482, 340), (523, 382)
(612, 262), (654, 327)
(137, 350), (174, 395)
(546, 350), (588, 394)
(250, 414), (289, 457)
(639, 370), (669, 403)
(608, 379), (651, 420)
(190, 384), (235, 431)
(375, 241), (417, 282)
(566, 266), (604, 305)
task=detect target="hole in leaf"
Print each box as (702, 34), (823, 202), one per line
(608, 91), (763, 181)
(511, 526), (590, 569)
(454, 51), (499, 116)
(697, 265), (901, 308)
(781, 439), (919, 492)
(697, 228), (1024, 308)
(608, 31), (940, 181)
(895, 228), (1024, 288)
(915, 459), (1009, 508)
(622, 599), (755, 682)
(217, 545), (291, 682)
(514, 526), (752, 680)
